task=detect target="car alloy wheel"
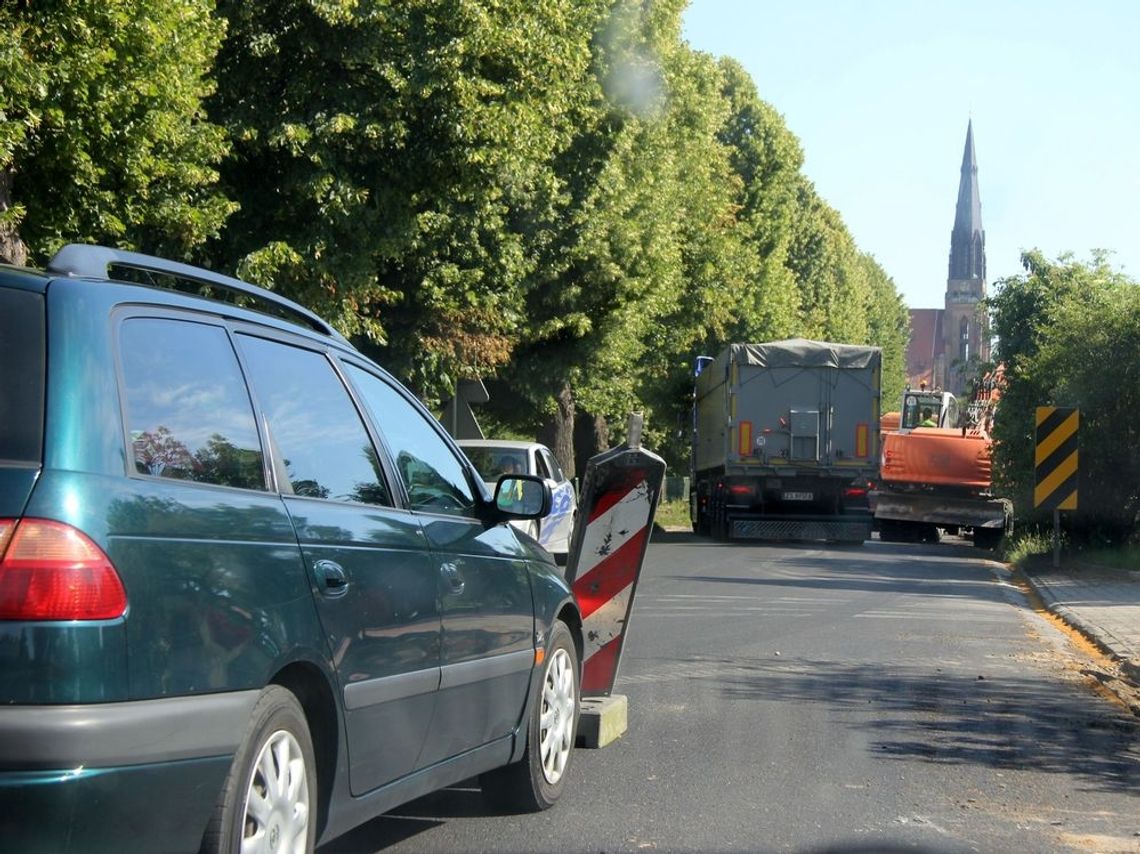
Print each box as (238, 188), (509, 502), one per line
(202, 686), (316, 854)
(479, 620), (579, 811)
(539, 646), (576, 785)
(240, 729), (311, 853)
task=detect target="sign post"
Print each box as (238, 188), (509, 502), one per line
(1034, 406), (1079, 567)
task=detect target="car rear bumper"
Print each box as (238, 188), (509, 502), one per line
(0, 755), (233, 854)
(0, 690), (259, 853)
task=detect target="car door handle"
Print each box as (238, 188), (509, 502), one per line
(313, 559), (349, 597)
(441, 561), (465, 595)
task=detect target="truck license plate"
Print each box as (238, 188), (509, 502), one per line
(783, 491), (813, 501)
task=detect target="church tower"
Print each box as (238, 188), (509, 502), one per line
(942, 120), (989, 393)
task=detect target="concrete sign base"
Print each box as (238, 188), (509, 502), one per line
(577, 694), (628, 749)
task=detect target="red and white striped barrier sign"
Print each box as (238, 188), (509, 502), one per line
(564, 427), (666, 697)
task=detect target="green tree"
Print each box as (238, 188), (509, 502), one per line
(505, 16), (911, 473)
(0, 0), (233, 264)
(495, 0), (752, 474)
(860, 252), (910, 408)
(204, 0), (908, 479)
(989, 250), (1140, 543)
(714, 58), (801, 343)
(210, 0), (600, 400)
(786, 177), (871, 342)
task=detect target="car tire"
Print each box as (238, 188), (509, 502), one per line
(481, 621), (579, 813)
(201, 685), (316, 854)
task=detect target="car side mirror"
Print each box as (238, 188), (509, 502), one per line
(494, 475), (552, 519)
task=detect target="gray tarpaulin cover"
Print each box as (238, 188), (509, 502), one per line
(725, 339), (880, 370)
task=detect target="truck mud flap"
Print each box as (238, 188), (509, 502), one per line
(730, 516), (871, 544)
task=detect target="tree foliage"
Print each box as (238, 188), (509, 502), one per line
(715, 59), (801, 342)
(0, 0), (233, 264)
(988, 250), (1140, 543)
(210, 0), (603, 401)
(500, 0), (757, 470)
(860, 252), (911, 409)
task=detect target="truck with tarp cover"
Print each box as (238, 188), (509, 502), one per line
(689, 339), (881, 543)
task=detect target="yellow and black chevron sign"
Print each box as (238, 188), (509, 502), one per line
(1034, 406), (1079, 511)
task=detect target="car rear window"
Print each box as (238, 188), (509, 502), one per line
(0, 287), (45, 465)
(462, 446), (528, 482)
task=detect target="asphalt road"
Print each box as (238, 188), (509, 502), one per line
(321, 533), (1140, 853)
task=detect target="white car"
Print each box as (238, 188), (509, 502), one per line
(457, 439), (577, 561)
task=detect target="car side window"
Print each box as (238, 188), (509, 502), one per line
(344, 364), (476, 516)
(541, 448), (566, 482)
(120, 318), (266, 490)
(535, 451), (552, 480)
(236, 336), (390, 505)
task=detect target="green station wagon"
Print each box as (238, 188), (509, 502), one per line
(0, 246), (583, 853)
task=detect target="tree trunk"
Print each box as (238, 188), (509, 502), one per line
(0, 170), (28, 266)
(538, 382), (576, 481)
(573, 410), (610, 480)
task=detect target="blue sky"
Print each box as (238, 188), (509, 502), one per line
(681, 0), (1140, 310)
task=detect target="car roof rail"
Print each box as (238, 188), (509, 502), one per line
(46, 244), (348, 342)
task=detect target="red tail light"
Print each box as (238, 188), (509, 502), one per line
(728, 484), (753, 498)
(0, 519), (127, 621)
(844, 487), (867, 498)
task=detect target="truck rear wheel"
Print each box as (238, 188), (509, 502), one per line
(878, 519), (939, 543)
(973, 527), (1003, 550)
(712, 499), (731, 541)
(877, 519), (903, 542)
(919, 523), (941, 543)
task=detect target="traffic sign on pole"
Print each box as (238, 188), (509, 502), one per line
(1035, 406), (1078, 568)
(1034, 406), (1079, 511)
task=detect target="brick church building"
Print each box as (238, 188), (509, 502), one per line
(905, 121), (991, 394)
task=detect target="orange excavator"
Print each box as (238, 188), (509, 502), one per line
(872, 371), (1011, 548)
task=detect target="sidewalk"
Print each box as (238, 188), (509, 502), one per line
(1018, 559), (1140, 691)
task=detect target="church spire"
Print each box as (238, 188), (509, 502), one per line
(948, 119), (985, 281)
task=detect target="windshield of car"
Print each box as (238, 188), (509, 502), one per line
(462, 446), (528, 482)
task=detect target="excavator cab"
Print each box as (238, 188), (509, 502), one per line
(900, 389), (959, 431)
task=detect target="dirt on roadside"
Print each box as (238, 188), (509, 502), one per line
(1007, 563), (1140, 718)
